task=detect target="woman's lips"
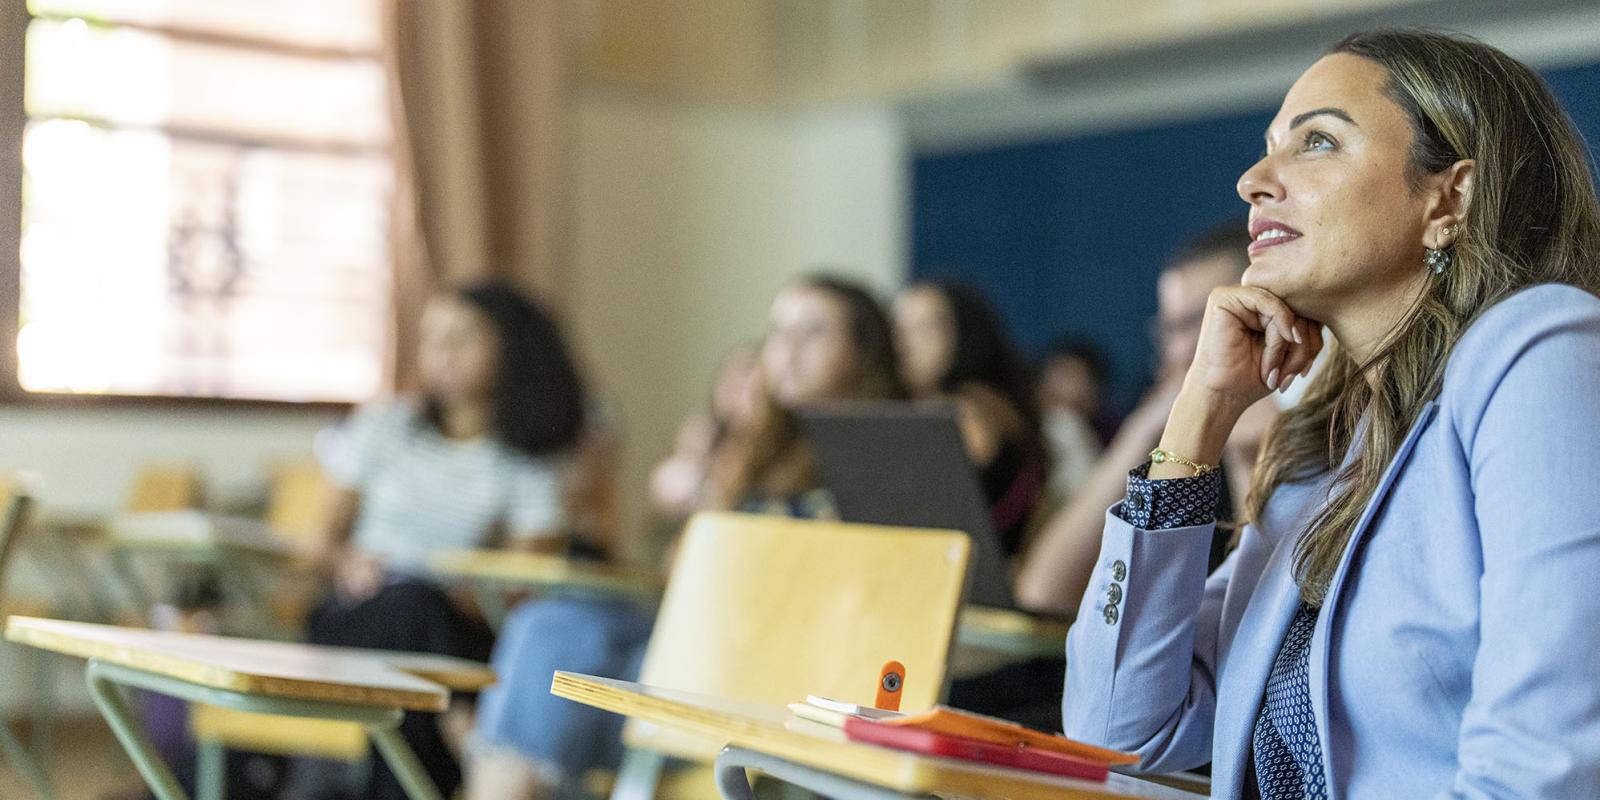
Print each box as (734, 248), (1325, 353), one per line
(1248, 233), (1300, 255)
(1248, 220), (1303, 256)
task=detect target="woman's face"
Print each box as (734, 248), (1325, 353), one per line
(762, 286), (858, 407)
(418, 296), (499, 404)
(892, 286), (956, 397)
(1039, 354), (1101, 418)
(1237, 53), (1439, 326)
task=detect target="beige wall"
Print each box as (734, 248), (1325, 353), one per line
(568, 94), (907, 556)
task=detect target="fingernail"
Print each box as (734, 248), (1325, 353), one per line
(1282, 374), (1296, 394)
(1268, 368), (1279, 388)
(1301, 363), (1313, 377)
(1292, 327), (1303, 344)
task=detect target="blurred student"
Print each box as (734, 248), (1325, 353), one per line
(306, 281), (586, 800)
(464, 274), (904, 800)
(711, 275), (907, 514)
(1016, 223), (1277, 616)
(647, 343), (762, 524)
(892, 281), (1049, 556)
(1038, 339), (1112, 430)
(1036, 339), (1110, 502)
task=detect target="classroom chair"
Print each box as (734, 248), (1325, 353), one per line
(609, 511), (972, 800)
(0, 476), (57, 800)
(188, 461), (371, 799)
(264, 461), (333, 547)
(107, 464), (206, 614)
(126, 466), (204, 513)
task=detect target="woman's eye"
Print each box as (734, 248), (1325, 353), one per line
(1302, 131), (1335, 152)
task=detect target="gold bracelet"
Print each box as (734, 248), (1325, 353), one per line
(1149, 448), (1219, 477)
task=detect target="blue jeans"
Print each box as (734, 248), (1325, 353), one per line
(474, 596), (653, 790)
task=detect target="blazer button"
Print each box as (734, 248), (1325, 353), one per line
(1107, 583), (1123, 605)
(1103, 604), (1120, 625)
(1112, 560), (1127, 582)
(1127, 494), (1148, 512)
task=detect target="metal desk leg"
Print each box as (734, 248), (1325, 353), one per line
(0, 720), (56, 800)
(109, 548), (157, 621)
(195, 737), (226, 800)
(27, 647), (57, 765)
(469, 579), (510, 631)
(369, 725), (445, 800)
(47, 533), (119, 623)
(83, 659), (445, 800)
(85, 661), (188, 800)
(713, 746), (926, 800)
(610, 748), (666, 800)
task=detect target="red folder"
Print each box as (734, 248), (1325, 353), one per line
(842, 717), (1110, 781)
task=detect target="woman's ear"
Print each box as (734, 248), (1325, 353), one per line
(1427, 159), (1476, 248)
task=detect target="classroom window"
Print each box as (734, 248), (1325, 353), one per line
(14, 0), (392, 403)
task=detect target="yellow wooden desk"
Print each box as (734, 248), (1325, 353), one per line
(956, 605), (1071, 660)
(431, 548), (1069, 662)
(552, 672), (1201, 800)
(30, 511), (122, 623)
(104, 511), (304, 618)
(429, 548), (662, 626)
(107, 511), (302, 559)
(5, 616), (493, 800)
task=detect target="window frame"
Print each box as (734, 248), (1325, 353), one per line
(0, 3), (394, 410)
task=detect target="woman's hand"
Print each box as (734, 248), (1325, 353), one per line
(1187, 286), (1323, 407)
(333, 552), (386, 605)
(1152, 286), (1322, 477)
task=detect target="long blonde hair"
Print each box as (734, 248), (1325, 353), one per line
(1246, 29), (1600, 604)
(714, 275), (907, 509)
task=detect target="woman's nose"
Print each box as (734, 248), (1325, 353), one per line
(1237, 155), (1284, 206)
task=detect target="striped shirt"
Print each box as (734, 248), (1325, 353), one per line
(320, 401), (568, 575)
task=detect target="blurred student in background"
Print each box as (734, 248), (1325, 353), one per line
(1017, 223), (1278, 616)
(464, 273), (904, 800)
(892, 281), (1049, 556)
(711, 275), (907, 515)
(647, 343), (762, 525)
(889, 280), (1058, 729)
(306, 281), (587, 800)
(1036, 339), (1110, 503)
(1038, 338), (1113, 435)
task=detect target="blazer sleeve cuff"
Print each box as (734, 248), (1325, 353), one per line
(1064, 507), (1218, 751)
(1115, 463), (1224, 530)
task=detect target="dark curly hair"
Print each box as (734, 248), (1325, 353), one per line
(424, 281), (587, 458)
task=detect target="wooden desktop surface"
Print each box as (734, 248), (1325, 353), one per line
(106, 510), (302, 558)
(551, 672), (1200, 800)
(957, 605), (1070, 657)
(429, 548), (662, 598)
(5, 617), (494, 711)
(430, 549), (1067, 657)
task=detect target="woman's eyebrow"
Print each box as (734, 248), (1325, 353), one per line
(1290, 107), (1357, 130)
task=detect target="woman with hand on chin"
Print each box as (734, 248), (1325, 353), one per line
(1064, 29), (1600, 799)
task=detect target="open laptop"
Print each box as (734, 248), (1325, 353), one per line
(798, 402), (1016, 609)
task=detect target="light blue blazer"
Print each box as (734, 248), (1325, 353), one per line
(1064, 284), (1600, 799)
